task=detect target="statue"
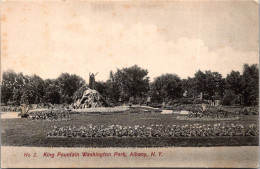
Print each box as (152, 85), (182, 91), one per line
(89, 72), (98, 89)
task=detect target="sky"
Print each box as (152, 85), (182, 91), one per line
(1, 0), (259, 83)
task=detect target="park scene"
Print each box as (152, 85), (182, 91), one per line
(1, 63), (258, 147)
(1, 1), (259, 168)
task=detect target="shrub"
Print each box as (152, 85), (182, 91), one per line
(221, 90), (239, 105)
(193, 98), (207, 104)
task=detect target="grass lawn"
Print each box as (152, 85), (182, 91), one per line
(1, 112), (259, 147)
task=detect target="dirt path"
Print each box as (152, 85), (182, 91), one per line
(1, 109), (48, 119)
(1, 112), (19, 119)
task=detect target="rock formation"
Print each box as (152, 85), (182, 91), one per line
(73, 88), (109, 109)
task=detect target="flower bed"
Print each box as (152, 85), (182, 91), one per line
(29, 110), (71, 122)
(176, 116), (239, 121)
(47, 123), (258, 138)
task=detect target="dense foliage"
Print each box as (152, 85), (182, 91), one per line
(1, 64), (259, 106)
(1, 71), (86, 105)
(150, 74), (182, 103)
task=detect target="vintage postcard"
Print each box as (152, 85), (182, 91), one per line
(1, 0), (259, 168)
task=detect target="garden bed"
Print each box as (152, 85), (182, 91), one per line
(176, 116), (239, 121)
(1, 112), (258, 147)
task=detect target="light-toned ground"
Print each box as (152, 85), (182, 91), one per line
(1, 112), (20, 119)
(1, 146), (258, 168)
(74, 107), (130, 113)
(1, 109), (48, 119)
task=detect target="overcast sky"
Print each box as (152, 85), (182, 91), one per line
(1, 0), (259, 82)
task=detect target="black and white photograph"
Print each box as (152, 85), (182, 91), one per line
(0, 0), (259, 168)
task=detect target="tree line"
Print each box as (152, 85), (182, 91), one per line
(1, 64), (258, 106)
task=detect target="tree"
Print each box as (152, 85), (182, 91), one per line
(95, 81), (109, 98)
(43, 79), (61, 104)
(193, 70), (206, 98)
(11, 74), (45, 105)
(1, 70), (28, 105)
(226, 71), (242, 95)
(1, 70), (17, 104)
(150, 74), (182, 103)
(56, 73), (86, 104)
(193, 70), (224, 100)
(20, 83), (36, 104)
(241, 64), (259, 106)
(205, 71), (225, 100)
(105, 71), (121, 104)
(221, 90), (238, 105)
(181, 77), (196, 98)
(30, 74), (45, 103)
(112, 65), (150, 103)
